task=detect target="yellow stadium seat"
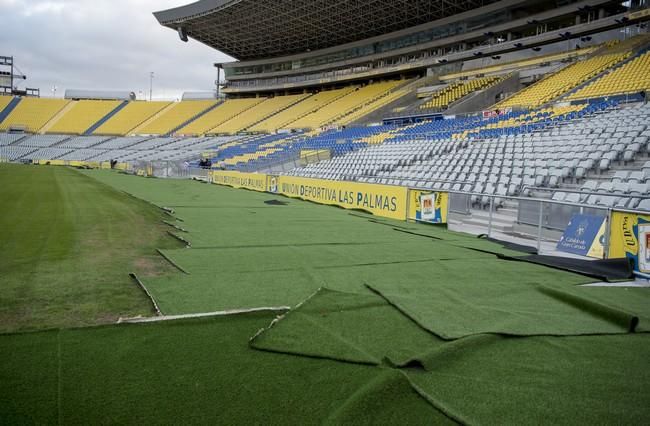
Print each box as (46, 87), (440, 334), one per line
(290, 81), (403, 130)
(137, 100), (219, 135)
(47, 100), (122, 134)
(419, 76), (505, 111)
(93, 101), (171, 136)
(177, 98), (265, 135)
(210, 94), (309, 134)
(0, 97), (70, 133)
(567, 50), (650, 100)
(494, 37), (650, 108)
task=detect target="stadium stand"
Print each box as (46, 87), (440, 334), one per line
(46, 100), (123, 135)
(419, 76), (505, 111)
(2, 132), (244, 164)
(0, 96), (13, 114)
(136, 100), (219, 135)
(208, 94), (309, 134)
(497, 35), (650, 108)
(286, 100), (650, 209)
(566, 50), (650, 101)
(496, 53), (630, 108)
(56, 135), (112, 149)
(439, 48), (598, 81)
(176, 98), (264, 135)
(93, 101), (171, 136)
(0, 132), (25, 146)
(0, 97), (70, 132)
(289, 81), (403, 130)
(16, 134), (71, 147)
(248, 89), (353, 133)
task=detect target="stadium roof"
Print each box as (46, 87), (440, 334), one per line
(154, 0), (499, 61)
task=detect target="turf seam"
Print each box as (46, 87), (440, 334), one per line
(129, 273), (163, 316)
(404, 372), (469, 425)
(166, 231), (191, 248)
(162, 220), (187, 233)
(391, 228), (444, 240)
(156, 249), (191, 274)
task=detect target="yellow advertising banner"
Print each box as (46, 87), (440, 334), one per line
(274, 175), (408, 220)
(609, 211), (650, 273)
(408, 189), (448, 223)
(211, 170), (268, 192)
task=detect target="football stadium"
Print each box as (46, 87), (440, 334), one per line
(2, 0), (650, 423)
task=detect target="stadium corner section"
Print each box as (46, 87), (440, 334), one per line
(209, 170), (449, 223)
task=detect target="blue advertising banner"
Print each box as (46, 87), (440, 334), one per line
(557, 214), (606, 258)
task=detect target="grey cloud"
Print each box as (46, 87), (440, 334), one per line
(0, 0), (233, 100)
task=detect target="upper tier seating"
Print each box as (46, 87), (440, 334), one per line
(0, 98), (70, 132)
(47, 100), (122, 134)
(209, 94), (309, 134)
(249, 89), (353, 133)
(289, 81), (402, 130)
(420, 76), (504, 111)
(137, 100), (219, 135)
(93, 101), (171, 136)
(566, 50), (650, 101)
(0, 96), (13, 112)
(497, 53), (629, 108)
(177, 98), (264, 135)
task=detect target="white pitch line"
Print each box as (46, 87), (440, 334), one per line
(117, 306), (291, 323)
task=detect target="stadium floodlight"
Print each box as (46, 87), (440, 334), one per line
(177, 26), (188, 42)
(149, 72), (154, 101)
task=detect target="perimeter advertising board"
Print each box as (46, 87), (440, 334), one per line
(609, 211), (650, 274)
(556, 214), (606, 258)
(274, 175), (408, 220)
(211, 171), (268, 192)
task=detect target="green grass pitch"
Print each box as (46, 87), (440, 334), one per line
(0, 164), (648, 424)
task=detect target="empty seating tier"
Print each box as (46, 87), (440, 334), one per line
(47, 100), (122, 135)
(566, 50), (650, 101)
(0, 98), (70, 133)
(250, 89), (352, 133)
(137, 100), (219, 135)
(177, 98), (264, 135)
(209, 94), (309, 134)
(290, 81), (402, 130)
(93, 101), (171, 136)
(497, 52), (630, 108)
(420, 76), (504, 111)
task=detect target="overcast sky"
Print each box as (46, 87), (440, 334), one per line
(0, 0), (233, 100)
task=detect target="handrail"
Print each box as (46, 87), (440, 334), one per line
(284, 172), (650, 214)
(524, 185), (650, 200)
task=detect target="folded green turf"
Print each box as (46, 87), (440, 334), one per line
(0, 312), (450, 424)
(405, 333), (650, 424)
(367, 263), (645, 338)
(324, 369), (455, 426)
(251, 288), (443, 365)
(250, 289), (650, 424)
